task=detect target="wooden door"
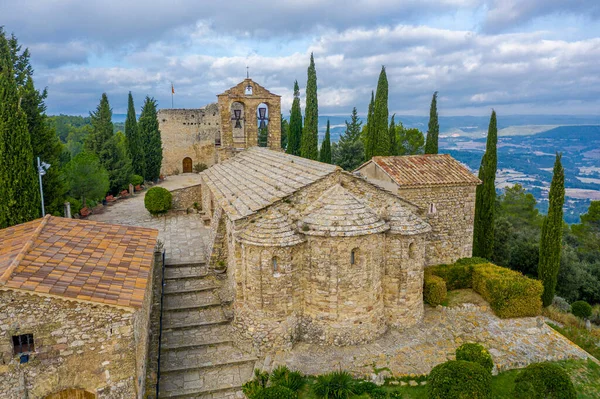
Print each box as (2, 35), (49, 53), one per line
(45, 389), (96, 399)
(183, 157), (193, 173)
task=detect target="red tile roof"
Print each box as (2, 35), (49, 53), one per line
(368, 154), (481, 187)
(0, 216), (158, 308)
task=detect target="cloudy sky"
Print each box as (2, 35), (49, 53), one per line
(2, 0), (600, 117)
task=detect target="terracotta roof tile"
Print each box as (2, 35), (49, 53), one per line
(0, 216), (158, 309)
(368, 154), (481, 187)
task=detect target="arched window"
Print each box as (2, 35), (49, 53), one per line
(257, 103), (269, 147)
(272, 256), (279, 272)
(350, 248), (359, 265)
(428, 203), (437, 214)
(408, 242), (416, 260)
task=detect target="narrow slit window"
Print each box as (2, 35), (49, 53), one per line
(351, 249), (358, 265)
(12, 334), (34, 355)
(428, 203), (437, 214)
(272, 257), (279, 272)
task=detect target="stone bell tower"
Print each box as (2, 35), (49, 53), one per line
(216, 78), (282, 161)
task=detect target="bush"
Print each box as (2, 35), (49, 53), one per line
(269, 366), (305, 392)
(427, 360), (491, 399)
(456, 257), (488, 266)
(552, 296), (571, 313)
(131, 174), (144, 186)
(243, 369), (270, 399)
(144, 187), (172, 215)
(513, 362), (576, 399)
(257, 386), (296, 399)
(312, 371), (355, 399)
(353, 381), (379, 395)
(455, 343), (494, 374)
(424, 274), (447, 306)
(193, 162), (208, 173)
(571, 300), (593, 319)
(471, 263), (543, 318)
(65, 197), (82, 215)
(427, 263), (474, 290)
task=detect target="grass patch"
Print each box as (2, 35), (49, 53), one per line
(548, 322), (600, 360)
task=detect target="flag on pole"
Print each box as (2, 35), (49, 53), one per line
(171, 83), (175, 94)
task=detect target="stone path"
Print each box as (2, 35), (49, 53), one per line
(270, 299), (593, 378)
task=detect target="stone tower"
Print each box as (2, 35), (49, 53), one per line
(216, 79), (281, 161)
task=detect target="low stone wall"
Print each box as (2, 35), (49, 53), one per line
(144, 251), (164, 399)
(171, 184), (202, 210)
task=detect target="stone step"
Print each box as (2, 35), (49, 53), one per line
(163, 290), (221, 311)
(158, 360), (255, 398)
(164, 265), (208, 280)
(165, 262), (207, 269)
(159, 385), (243, 399)
(164, 277), (221, 295)
(160, 342), (256, 373)
(161, 323), (233, 350)
(162, 307), (229, 330)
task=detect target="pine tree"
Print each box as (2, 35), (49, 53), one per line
(86, 93), (113, 155)
(100, 132), (133, 194)
(372, 66), (389, 156)
(0, 33), (40, 227)
(538, 153), (565, 307)
(301, 53), (319, 160)
(125, 92), (145, 178)
(425, 91), (439, 154)
(473, 110), (498, 259)
(333, 107), (364, 171)
(364, 92), (375, 159)
(287, 80), (302, 156)
(388, 114), (397, 156)
(319, 120), (332, 164)
(139, 97), (163, 181)
(346, 107), (363, 143)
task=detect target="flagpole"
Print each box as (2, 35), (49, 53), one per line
(171, 82), (174, 108)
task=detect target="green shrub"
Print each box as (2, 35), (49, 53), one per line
(312, 370), (355, 399)
(455, 257), (488, 265)
(131, 174), (144, 186)
(513, 362), (576, 399)
(144, 187), (172, 215)
(269, 366), (305, 392)
(66, 197), (82, 215)
(552, 296), (571, 313)
(471, 263), (543, 318)
(424, 274), (447, 306)
(353, 381), (379, 395)
(193, 162), (208, 173)
(571, 300), (593, 319)
(455, 343), (494, 374)
(243, 369), (270, 399)
(427, 360), (491, 399)
(427, 263), (474, 290)
(257, 386), (296, 399)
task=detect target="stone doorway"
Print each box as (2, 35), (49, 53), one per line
(182, 157), (192, 173)
(44, 389), (96, 399)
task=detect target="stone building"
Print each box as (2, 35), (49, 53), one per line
(0, 215), (158, 399)
(355, 155), (481, 265)
(159, 79), (281, 175)
(200, 148), (432, 354)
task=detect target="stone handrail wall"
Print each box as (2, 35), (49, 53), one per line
(171, 184), (202, 210)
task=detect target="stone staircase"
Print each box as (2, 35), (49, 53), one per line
(158, 262), (257, 399)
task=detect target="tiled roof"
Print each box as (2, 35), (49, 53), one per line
(368, 154), (481, 187)
(387, 204), (432, 235)
(238, 209), (305, 247)
(201, 147), (338, 220)
(0, 215), (158, 309)
(301, 184), (389, 237)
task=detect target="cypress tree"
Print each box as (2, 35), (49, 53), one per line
(86, 93), (113, 155)
(364, 91), (375, 160)
(388, 114), (397, 156)
(139, 96), (163, 181)
(372, 66), (389, 156)
(280, 114), (289, 150)
(425, 91), (439, 154)
(301, 53), (319, 160)
(0, 33), (40, 227)
(473, 110), (498, 259)
(125, 92), (145, 178)
(538, 153), (565, 307)
(287, 80), (302, 156)
(319, 120), (332, 164)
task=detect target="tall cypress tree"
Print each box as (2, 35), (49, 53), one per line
(301, 53), (319, 160)
(364, 91), (375, 160)
(473, 110), (498, 259)
(319, 120), (332, 164)
(539, 153), (565, 307)
(280, 114), (289, 150)
(86, 93), (113, 155)
(0, 33), (40, 227)
(372, 66), (389, 156)
(425, 91), (439, 154)
(287, 80), (302, 156)
(139, 96), (163, 181)
(388, 114), (397, 156)
(125, 92), (145, 178)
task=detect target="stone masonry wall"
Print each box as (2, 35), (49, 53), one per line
(0, 291), (140, 399)
(132, 256), (155, 399)
(171, 183), (202, 210)
(158, 104), (220, 176)
(397, 184), (476, 266)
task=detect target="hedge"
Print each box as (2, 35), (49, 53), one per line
(144, 187), (172, 215)
(427, 360), (491, 399)
(257, 386), (297, 399)
(455, 343), (494, 374)
(513, 362), (576, 399)
(424, 273), (447, 306)
(425, 258), (543, 318)
(571, 300), (592, 319)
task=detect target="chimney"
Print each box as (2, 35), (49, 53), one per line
(64, 202), (72, 218)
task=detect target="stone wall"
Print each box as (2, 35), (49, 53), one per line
(158, 105), (220, 176)
(0, 291), (145, 399)
(170, 184), (202, 210)
(396, 185), (476, 266)
(143, 251), (164, 398)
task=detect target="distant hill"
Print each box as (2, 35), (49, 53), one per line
(535, 125), (600, 140)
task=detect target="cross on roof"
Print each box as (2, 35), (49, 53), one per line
(246, 66), (249, 79)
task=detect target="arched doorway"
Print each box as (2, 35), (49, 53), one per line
(182, 157), (192, 173)
(45, 389), (96, 399)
